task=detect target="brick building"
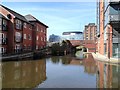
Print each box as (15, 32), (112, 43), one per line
(83, 23), (97, 40)
(97, 0), (120, 58)
(25, 14), (48, 50)
(0, 5), (48, 54)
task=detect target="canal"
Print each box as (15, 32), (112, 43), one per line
(1, 52), (120, 88)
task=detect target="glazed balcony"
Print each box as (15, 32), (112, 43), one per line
(109, 0), (120, 4)
(108, 4), (120, 22)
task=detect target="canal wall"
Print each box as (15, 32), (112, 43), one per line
(1, 52), (34, 61)
(1, 50), (51, 61)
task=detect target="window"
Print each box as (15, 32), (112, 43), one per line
(24, 34), (26, 39)
(2, 19), (7, 31)
(15, 32), (22, 42)
(23, 23), (27, 28)
(29, 25), (32, 30)
(44, 38), (46, 42)
(23, 44), (26, 50)
(36, 26), (39, 31)
(41, 37), (43, 41)
(15, 44), (22, 53)
(28, 34), (31, 40)
(36, 36), (39, 41)
(0, 33), (7, 44)
(36, 45), (38, 50)
(0, 47), (5, 54)
(15, 19), (22, 30)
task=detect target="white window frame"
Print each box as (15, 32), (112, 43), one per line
(36, 36), (39, 41)
(15, 19), (22, 30)
(23, 22), (27, 28)
(24, 34), (26, 39)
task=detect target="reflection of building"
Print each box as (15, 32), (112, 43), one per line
(84, 23), (97, 40)
(83, 54), (97, 74)
(0, 5), (48, 54)
(97, 0), (120, 58)
(2, 60), (46, 88)
(62, 31), (83, 40)
(96, 62), (120, 88)
(70, 54), (97, 75)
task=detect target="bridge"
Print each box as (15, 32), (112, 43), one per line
(69, 40), (96, 52)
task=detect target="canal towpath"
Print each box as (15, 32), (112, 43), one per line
(92, 52), (120, 64)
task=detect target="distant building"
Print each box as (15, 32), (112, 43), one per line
(83, 23), (97, 40)
(49, 34), (61, 42)
(62, 31), (83, 40)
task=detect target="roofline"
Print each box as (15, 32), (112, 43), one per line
(25, 14), (48, 28)
(1, 4), (29, 22)
(63, 31), (83, 33)
(29, 20), (48, 28)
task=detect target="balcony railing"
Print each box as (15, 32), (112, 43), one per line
(109, 14), (120, 22)
(1, 38), (7, 45)
(109, 0), (120, 3)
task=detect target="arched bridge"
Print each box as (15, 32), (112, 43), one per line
(69, 40), (96, 52)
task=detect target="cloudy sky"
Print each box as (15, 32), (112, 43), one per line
(2, 2), (96, 39)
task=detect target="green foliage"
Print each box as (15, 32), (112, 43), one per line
(51, 40), (72, 56)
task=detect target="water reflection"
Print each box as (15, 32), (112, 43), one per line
(75, 51), (84, 59)
(2, 59), (46, 88)
(1, 53), (120, 88)
(38, 54), (97, 88)
(96, 62), (120, 88)
(49, 54), (97, 75)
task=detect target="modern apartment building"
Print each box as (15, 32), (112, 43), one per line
(97, 0), (120, 58)
(0, 5), (48, 55)
(62, 31), (83, 40)
(83, 23), (97, 40)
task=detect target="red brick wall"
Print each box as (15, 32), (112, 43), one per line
(35, 23), (47, 50)
(23, 23), (32, 51)
(106, 25), (113, 57)
(70, 40), (96, 52)
(99, 1), (104, 55)
(7, 20), (14, 53)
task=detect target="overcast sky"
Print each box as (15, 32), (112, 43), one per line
(2, 2), (96, 39)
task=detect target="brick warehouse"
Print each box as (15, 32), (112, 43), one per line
(0, 5), (48, 54)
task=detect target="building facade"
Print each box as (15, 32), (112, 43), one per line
(0, 5), (48, 55)
(62, 31), (83, 40)
(25, 14), (48, 50)
(97, 0), (120, 58)
(83, 23), (97, 40)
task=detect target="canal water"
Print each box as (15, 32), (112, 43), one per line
(1, 52), (120, 88)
